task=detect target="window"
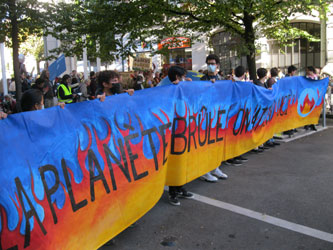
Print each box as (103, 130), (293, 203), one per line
(211, 32), (247, 74)
(267, 22), (321, 73)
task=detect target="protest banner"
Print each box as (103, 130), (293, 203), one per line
(0, 77), (328, 249)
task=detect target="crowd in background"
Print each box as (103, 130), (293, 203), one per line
(0, 57), (327, 121)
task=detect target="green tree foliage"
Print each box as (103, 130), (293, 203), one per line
(0, 0), (49, 100)
(45, 0), (167, 64)
(48, 0), (330, 79)
(125, 0), (329, 79)
(20, 35), (44, 74)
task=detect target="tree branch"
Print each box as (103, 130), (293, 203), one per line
(166, 9), (212, 24)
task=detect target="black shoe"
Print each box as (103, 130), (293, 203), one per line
(273, 141), (280, 146)
(310, 125), (317, 131)
(251, 148), (264, 153)
(235, 156), (248, 162)
(169, 195), (180, 206)
(179, 188), (194, 199)
(225, 159), (243, 166)
(259, 145), (270, 150)
(283, 130), (294, 136)
(264, 142), (275, 148)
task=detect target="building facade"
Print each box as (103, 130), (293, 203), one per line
(210, 5), (333, 76)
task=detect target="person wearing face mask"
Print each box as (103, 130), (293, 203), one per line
(200, 54), (223, 83)
(20, 89), (45, 111)
(96, 70), (134, 97)
(133, 75), (145, 90)
(20, 89), (66, 112)
(155, 66), (194, 206)
(200, 54), (228, 183)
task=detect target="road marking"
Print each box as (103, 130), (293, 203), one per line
(191, 193), (333, 243)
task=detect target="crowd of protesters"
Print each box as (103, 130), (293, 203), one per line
(0, 54), (326, 207)
(155, 54), (324, 206)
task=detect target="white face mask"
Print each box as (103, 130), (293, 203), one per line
(208, 65), (216, 73)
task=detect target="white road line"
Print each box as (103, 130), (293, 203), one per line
(191, 193), (333, 243)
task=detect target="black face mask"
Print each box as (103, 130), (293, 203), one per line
(111, 83), (121, 94)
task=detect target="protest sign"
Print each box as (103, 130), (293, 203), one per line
(132, 58), (151, 71)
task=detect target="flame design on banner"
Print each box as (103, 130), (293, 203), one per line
(300, 94), (315, 114)
(0, 76), (328, 249)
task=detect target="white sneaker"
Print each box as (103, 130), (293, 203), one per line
(200, 173), (218, 183)
(211, 167), (228, 179)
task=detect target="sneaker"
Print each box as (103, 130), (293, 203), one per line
(179, 188), (194, 199)
(273, 141), (280, 146)
(211, 167), (228, 179)
(235, 155), (248, 162)
(200, 173), (218, 183)
(169, 195), (180, 206)
(225, 159), (243, 166)
(310, 125), (317, 131)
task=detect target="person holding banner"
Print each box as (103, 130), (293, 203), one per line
(200, 54), (223, 83)
(96, 70), (134, 97)
(21, 89), (66, 112)
(0, 110), (7, 119)
(21, 89), (45, 111)
(156, 65), (195, 206)
(200, 54), (229, 182)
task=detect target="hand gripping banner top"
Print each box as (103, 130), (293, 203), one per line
(0, 76), (328, 249)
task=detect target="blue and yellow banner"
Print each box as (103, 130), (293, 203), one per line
(0, 76), (328, 249)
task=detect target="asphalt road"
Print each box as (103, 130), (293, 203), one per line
(99, 122), (333, 250)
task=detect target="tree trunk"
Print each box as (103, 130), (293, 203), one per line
(243, 11), (257, 81)
(37, 60), (41, 75)
(246, 52), (256, 81)
(9, 0), (22, 101)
